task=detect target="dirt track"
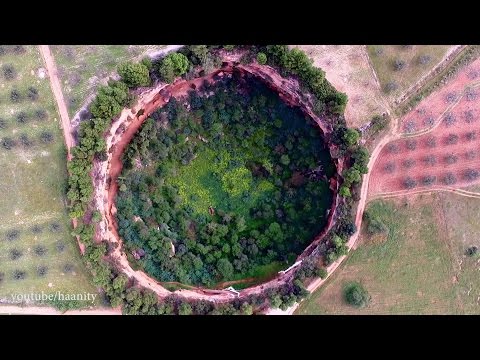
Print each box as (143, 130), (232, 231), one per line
(39, 45), (76, 158)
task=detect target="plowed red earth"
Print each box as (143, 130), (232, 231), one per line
(370, 58), (480, 196)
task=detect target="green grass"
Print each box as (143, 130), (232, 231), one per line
(50, 45), (165, 117)
(166, 148), (275, 217)
(296, 195), (459, 314)
(367, 45), (454, 104)
(0, 46), (98, 305)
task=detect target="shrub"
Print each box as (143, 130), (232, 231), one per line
(344, 282), (370, 308)
(466, 87), (477, 101)
(423, 117), (434, 127)
(16, 112), (28, 124)
(10, 89), (22, 103)
(443, 172), (457, 185)
(37, 265), (48, 277)
(403, 119), (416, 133)
(56, 241), (66, 253)
(10, 249), (23, 260)
(445, 133), (459, 145)
(2, 64), (16, 80)
(466, 246), (478, 257)
(63, 263), (74, 273)
(444, 113), (456, 126)
(6, 229), (20, 241)
(1, 137), (15, 150)
(117, 62), (151, 88)
(374, 46), (384, 56)
(402, 159), (415, 168)
(19, 134), (34, 148)
(12, 270), (26, 280)
(12, 45), (26, 54)
(50, 222), (61, 232)
(387, 143), (400, 154)
(444, 154), (458, 164)
(465, 131), (476, 141)
(404, 177), (417, 189)
(464, 110), (475, 123)
(256, 52), (267, 65)
(35, 109), (48, 121)
(464, 169), (480, 181)
(31, 224), (42, 234)
(423, 155), (437, 166)
(368, 114), (390, 136)
(405, 139), (417, 150)
(422, 175), (436, 186)
(0, 118), (6, 129)
(364, 211), (388, 235)
(445, 92), (457, 103)
(27, 87), (39, 101)
(426, 136), (437, 148)
(40, 131), (54, 144)
(418, 55), (432, 65)
(384, 81), (398, 93)
(393, 59), (406, 71)
(34, 245), (47, 257)
(0, 272), (4, 284)
(465, 150), (476, 160)
(384, 162), (395, 173)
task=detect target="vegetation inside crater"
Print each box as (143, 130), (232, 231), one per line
(116, 74), (335, 287)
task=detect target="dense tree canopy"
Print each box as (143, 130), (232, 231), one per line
(116, 75), (335, 286)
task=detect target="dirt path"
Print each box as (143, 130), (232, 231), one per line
(0, 305), (121, 315)
(39, 45), (76, 157)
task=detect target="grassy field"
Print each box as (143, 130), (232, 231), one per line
(367, 45), (455, 105)
(296, 193), (479, 314)
(293, 45), (388, 129)
(0, 45), (98, 306)
(166, 148), (275, 218)
(50, 45), (165, 117)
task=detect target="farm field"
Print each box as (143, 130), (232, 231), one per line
(367, 45), (457, 106)
(369, 57), (480, 196)
(50, 45), (166, 117)
(293, 45), (388, 128)
(0, 45), (98, 306)
(296, 193), (480, 315)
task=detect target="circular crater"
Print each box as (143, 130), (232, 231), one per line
(115, 71), (336, 288)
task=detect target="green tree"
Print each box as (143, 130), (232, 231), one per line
(118, 62), (151, 88)
(339, 185), (351, 197)
(217, 258), (234, 279)
(256, 52), (267, 65)
(240, 302), (253, 315)
(344, 282), (370, 308)
(178, 302), (193, 315)
(342, 128), (360, 147)
(343, 168), (361, 185)
(280, 154), (290, 166)
(158, 53), (189, 83)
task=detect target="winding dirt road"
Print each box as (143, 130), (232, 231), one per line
(39, 45), (76, 157)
